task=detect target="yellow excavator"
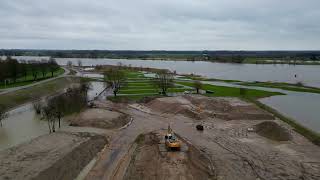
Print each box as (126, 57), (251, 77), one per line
(164, 125), (181, 151)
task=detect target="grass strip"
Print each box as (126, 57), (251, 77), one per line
(240, 82), (320, 94)
(176, 81), (284, 98)
(0, 67), (65, 89)
(0, 77), (80, 111)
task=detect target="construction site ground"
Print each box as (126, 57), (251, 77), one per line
(85, 95), (320, 180)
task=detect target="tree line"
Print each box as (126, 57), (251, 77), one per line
(0, 57), (60, 85)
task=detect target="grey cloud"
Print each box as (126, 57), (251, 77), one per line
(0, 0), (319, 50)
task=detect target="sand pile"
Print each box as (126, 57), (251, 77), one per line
(70, 108), (130, 129)
(255, 121), (292, 141)
(184, 95), (233, 112)
(146, 97), (203, 119)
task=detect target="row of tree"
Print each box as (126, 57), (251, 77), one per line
(0, 57), (60, 84)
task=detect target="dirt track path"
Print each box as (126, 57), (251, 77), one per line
(86, 109), (168, 180)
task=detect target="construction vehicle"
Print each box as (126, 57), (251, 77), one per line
(164, 125), (181, 151)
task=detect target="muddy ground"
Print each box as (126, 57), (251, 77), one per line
(86, 95), (320, 180)
(123, 132), (214, 180)
(0, 132), (107, 180)
(147, 95), (275, 120)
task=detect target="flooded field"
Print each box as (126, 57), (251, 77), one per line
(0, 81), (106, 151)
(56, 58), (320, 88)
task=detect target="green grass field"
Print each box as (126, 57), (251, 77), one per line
(0, 67), (65, 89)
(0, 77), (80, 111)
(109, 70), (283, 102)
(176, 81), (284, 99)
(108, 71), (191, 101)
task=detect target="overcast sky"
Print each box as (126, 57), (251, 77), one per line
(0, 0), (319, 50)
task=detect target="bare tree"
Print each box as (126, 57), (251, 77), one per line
(33, 101), (44, 114)
(41, 104), (56, 133)
(50, 96), (65, 128)
(103, 68), (126, 97)
(67, 61), (73, 68)
(193, 80), (203, 94)
(77, 60), (82, 67)
(0, 105), (8, 127)
(48, 58), (58, 77)
(153, 70), (174, 95)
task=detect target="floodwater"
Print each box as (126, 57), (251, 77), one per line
(0, 104), (67, 150)
(0, 81), (106, 151)
(8, 56), (320, 88)
(260, 93), (320, 132)
(53, 58), (320, 88)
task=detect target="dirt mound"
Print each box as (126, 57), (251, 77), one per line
(0, 132), (107, 180)
(123, 132), (214, 180)
(184, 95), (233, 112)
(255, 121), (292, 141)
(146, 97), (203, 119)
(184, 95), (274, 120)
(70, 108), (130, 129)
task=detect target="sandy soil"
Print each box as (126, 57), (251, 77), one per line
(86, 95), (320, 180)
(0, 132), (107, 180)
(123, 132), (214, 180)
(70, 108), (130, 129)
(147, 95), (275, 120)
